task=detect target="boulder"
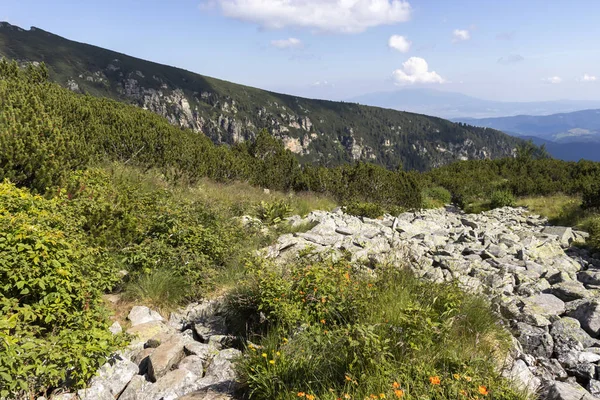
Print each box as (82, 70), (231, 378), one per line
(178, 355), (205, 376)
(568, 300), (600, 337)
(128, 306), (164, 326)
(515, 323), (554, 358)
(542, 381), (597, 400)
(548, 280), (590, 302)
(503, 359), (541, 393)
(109, 321), (122, 335)
(77, 355), (138, 400)
(176, 389), (234, 400)
(127, 321), (173, 346)
(551, 317), (597, 348)
(542, 226), (574, 247)
(522, 293), (566, 319)
(118, 375), (153, 400)
(144, 369), (200, 400)
(148, 336), (187, 382)
(579, 270), (600, 286)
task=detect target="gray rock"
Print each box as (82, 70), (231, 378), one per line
(118, 375), (153, 400)
(587, 380), (600, 397)
(128, 306), (164, 326)
(568, 300), (600, 337)
(178, 355), (205, 376)
(144, 369), (200, 400)
(184, 342), (216, 364)
(542, 226), (574, 247)
(551, 317), (597, 348)
(503, 359), (541, 393)
(109, 321), (122, 335)
(580, 270), (600, 286)
(542, 381), (597, 400)
(522, 293), (566, 318)
(516, 323), (554, 358)
(176, 388), (234, 399)
(77, 355), (138, 400)
(148, 336), (187, 382)
(548, 280), (591, 302)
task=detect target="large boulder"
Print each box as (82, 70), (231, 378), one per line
(118, 375), (153, 400)
(522, 293), (566, 320)
(515, 323), (554, 358)
(148, 336), (187, 382)
(144, 369), (201, 400)
(551, 317), (597, 348)
(547, 280), (590, 302)
(542, 226), (574, 247)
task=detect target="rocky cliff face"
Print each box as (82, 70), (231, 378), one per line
(0, 22), (525, 171)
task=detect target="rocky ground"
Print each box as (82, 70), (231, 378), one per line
(46, 206), (600, 400)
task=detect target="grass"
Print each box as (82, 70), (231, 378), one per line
(231, 255), (529, 400)
(124, 269), (191, 314)
(516, 194), (584, 226)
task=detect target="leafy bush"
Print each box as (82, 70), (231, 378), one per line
(490, 189), (516, 209)
(584, 216), (600, 251)
(231, 255), (525, 400)
(344, 201), (385, 219)
(255, 200), (293, 225)
(0, 182), (125, 399)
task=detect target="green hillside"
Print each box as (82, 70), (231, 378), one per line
(0, 21), (523, 171)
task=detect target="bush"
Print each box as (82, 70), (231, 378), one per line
(232, 254), (525, 400)
(490, 189), (516, 209)
(0, 182), (124, 399)
(344, 201), (385, 219)
(255, 200), (293, 225)
(584, 216), (600, 251)
(422, 186), (452, 208)
(582, 184), (600, 210)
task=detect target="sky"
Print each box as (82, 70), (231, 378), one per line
(3, 0), (600, 102)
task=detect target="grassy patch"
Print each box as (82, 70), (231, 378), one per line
(229, 255), (527, 400)
(124, 269), (191, 314)
(516, 194), (584, 226)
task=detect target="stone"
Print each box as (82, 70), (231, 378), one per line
(128, 306), (164, 326)
(109, 321), (122, 335)
(542, 381), (597, 400)
(551, 317), (597, 348)
(503, 359), (541, 393)
(515, 322), (554, 358)
(77, 355), (138, 400)
(148, 336), (187, 382)
(202, 348), (241, 392)
(568, 362), (597, 382)
(51, 394), (77, 400)
(542, 226), (574, 247)
(587, 380), (600, 397)
(178, 355), (205, 376)
(579, 270), (600, 286)
(144, 369), (200, 400)
(176, 389), (234, 400)
(184, 342), (216, 364)
(118, 375), (153, 400)
(548, 280), (590, 302)
(522, 293), (566, 318)
(127, 321), (173, 346)
(568, 300), (600, 337)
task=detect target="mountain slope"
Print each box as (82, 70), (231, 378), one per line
(349, 88), (600, 119)
(0, 22), (523, 171)
(457, 109), (600, 143)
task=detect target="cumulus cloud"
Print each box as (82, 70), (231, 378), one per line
(205, 0), (412, 33)
(580, 73), (598, 82)
(392, 57), (445, 85)
(452, 29), (470, 42)
(498, 54), (524, 65)
(543, 76), (562, 84)
(388, 35), (411, 53)
(271, 38), (303, 49)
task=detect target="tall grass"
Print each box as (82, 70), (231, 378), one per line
(124, 269), (191, 313)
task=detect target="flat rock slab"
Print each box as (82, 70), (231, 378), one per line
(568, 300), (600, 338)
(542, 381), (598, 400)
(522, 293), (566, 318)
(148, 336), (187, 382)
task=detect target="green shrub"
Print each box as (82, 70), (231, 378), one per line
(584, 216), (600, 250)
(0, 182), (125, 399)
(255, 200), (293, 225)
(489, 189), (516, 209)
(582, 184), (600, 210)
(344, 201), (385, 219)
(232, 255), (525, 400)
(422, 186), (452, 209)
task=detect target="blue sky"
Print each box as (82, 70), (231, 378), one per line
(4, 0), (600, 102)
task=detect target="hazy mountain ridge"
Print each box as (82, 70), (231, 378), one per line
(349, 88), (600, 119)
(0, 22), (523, 171)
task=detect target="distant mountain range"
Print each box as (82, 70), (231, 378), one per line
(455, 110), (600, 162)
(349, 89), (600, 119)
(0, 22), (525, 171)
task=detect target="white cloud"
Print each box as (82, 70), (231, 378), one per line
(311, 80), (334, 87)
(452, 29), (470, 42)
(392, 57), (445, 85)
(388, 35), (411, 53)
(543, 76), (562, 84)
(205, 0), (412, 34)
(271, 38), (303, 49)
(580, 73), (597, 82)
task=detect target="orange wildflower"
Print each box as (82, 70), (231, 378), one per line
(459, 390), (467, 396)
(478, 386), (489, 396)
(307, 395), (316, 400)
(320, 319), (326, 324)
(394, 389), (404, 398)
(429, 376), (441, 385)
(345, 375), (352, 381)
(392, 382), (400, 389)
(298, 393), (306, 397)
